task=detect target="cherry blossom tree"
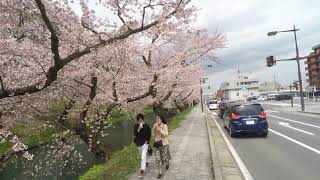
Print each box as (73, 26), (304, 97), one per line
(134, 27), (226, 116)
(0, 0), (226, 176)
(0, 0), (198, 159)
(0, 0), (193, 99)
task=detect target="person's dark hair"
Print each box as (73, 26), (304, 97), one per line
(136, 113), (144, 121)
(158, 115), (167, 124)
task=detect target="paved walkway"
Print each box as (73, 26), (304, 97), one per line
(128, 106), (213, 180)
(261, 100), (320, 114)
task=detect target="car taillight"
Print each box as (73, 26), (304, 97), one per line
(230, 113), (240, 119)
(259, 112), (267, 118)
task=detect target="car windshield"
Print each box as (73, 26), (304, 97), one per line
(209, 101), (217, 104)
(221, 103), (227, 107)
(232, 104), (263, 116)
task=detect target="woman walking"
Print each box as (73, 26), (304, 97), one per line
(152, 115), (171, 179)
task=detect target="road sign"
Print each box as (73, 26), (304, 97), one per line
(240, 85), (247, 91)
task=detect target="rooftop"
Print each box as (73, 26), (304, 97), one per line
(312, 44), (320, 50)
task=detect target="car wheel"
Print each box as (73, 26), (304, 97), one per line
(261, 131), (268, 137)
(229, 125), (236, 137)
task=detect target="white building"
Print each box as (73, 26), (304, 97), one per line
(220, 72), (259, 101)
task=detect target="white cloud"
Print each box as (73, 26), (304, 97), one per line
(195, 0), (320, 91)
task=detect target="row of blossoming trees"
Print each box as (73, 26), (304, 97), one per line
(0, 0), (226, 175)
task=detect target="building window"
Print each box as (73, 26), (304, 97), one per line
(251, 93), (254, 95)
(244, 77), (248, 79)
(241, 82), (243, 85)
(237, 82), (239, 85)
(226, 83), (229, 86)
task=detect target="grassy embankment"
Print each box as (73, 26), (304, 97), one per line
(0, 108), (132, 158)
(0, 125), (64, 158)
(79, 107), (193, 180)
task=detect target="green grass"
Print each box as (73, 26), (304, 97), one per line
(143, 107), (154, 114)
(79, 107), (193, 180)
(109, 110), (133, 124)
(0, 142), (12, 157)
(24, 127), (64, 147)
(79, 144), (140, 180)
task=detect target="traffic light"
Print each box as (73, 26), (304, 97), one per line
(293, 82), (298, 90)
(266, 56), (275, 67)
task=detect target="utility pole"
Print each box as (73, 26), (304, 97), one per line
(273, 75), (277, 91)
(289, 85), (294, 107)
(266, 25), (305, 111)
(293, 25), (305, 111)
(200, 79), (203, 113)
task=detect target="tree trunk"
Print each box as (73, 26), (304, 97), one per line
(153, 103), (177, 119)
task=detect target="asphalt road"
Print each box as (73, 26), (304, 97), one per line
(210, 105), (320, 180)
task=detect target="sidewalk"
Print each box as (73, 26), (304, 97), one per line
(261, 100), (320, 115)
(128, 106), (214, 180)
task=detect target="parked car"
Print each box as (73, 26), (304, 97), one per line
(247, 96), (257, 102)
(208, 100), (219, 110)
(218, 101), (228, 119)
(257, 96), (268, 101)
(275, 94), (292, 101)
(223, 103), (268, 137)
(267, 93), (280, 100)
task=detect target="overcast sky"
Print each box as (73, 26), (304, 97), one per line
(193, 0), (320, 92)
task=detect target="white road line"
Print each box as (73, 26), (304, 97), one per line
(211, 112), (217, 116)
(278, 122), (315, 135)
(269, 114), (320, 129)
(269, 129), (320, 155)
(265, 110), (279, 113)
(206, 107), (254, 180)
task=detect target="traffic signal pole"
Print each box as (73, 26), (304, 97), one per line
(293, 25), (305, 112)
(266, 25), (305, 111)
(289, 85), (294, 107)
(200, 79), (204, 113)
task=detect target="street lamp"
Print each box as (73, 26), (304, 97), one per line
(267, 31), (278, 36)
(200, 78), (208, 113)
(267, 25), (305, 112)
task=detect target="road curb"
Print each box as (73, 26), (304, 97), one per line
(205, 113), (223, 180)
(204, 107), (248, 180)
(297, 111), (320, 115)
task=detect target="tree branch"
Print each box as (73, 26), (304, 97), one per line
(142, 55), (151, 67)
(142, 34), (158, 67)
(158, 83), (178, 103)
(141, 0), (152, 28)
(75, 76), (98, 144)
(115, 0), (126, 24)
(0, 76), (6, 94)
(73, 79), (92, 88)
(34, 0), (61, 65)
(181, 90), (194, 102)
(0, 0), (184, 100)
(112, 81), (118, 102)
(58, 98), (76, 127)
(126, 73), (158, 103)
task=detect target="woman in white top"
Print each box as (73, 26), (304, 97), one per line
(152, 115), (171, 179)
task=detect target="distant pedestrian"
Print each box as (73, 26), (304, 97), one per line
(152, 115), (171, 179)
(134, 113), (151, 178)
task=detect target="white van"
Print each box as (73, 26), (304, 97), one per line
(208, 100), (219, 110)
